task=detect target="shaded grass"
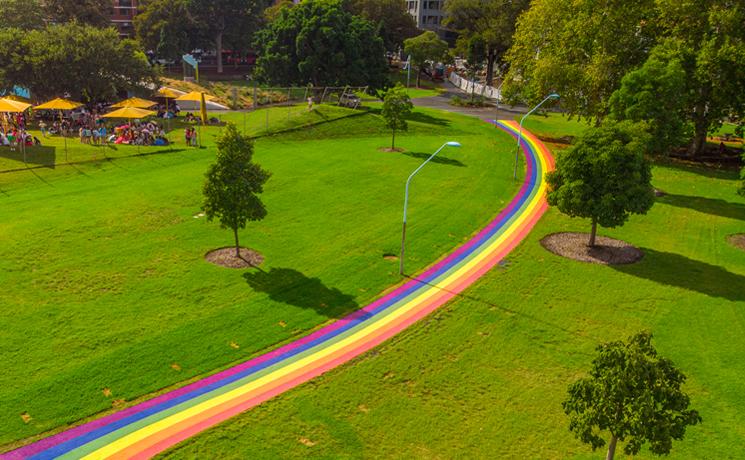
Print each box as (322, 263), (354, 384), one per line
(160, 129), (745, 459)
(0, 107), (520, 446)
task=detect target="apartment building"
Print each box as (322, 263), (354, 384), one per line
(110, 0), (139, 37)
(406, 0), (447, 35)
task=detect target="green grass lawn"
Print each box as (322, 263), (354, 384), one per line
(0, 107), (521, 447)
(159, 119), (745, 459)
(0, 104), (358, 177)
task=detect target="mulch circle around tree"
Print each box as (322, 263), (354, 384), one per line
(540, 232), (644, 265)
(205, 247), (265, 269)
(726, 234), (745, 251)
(378, 147), (405, 153)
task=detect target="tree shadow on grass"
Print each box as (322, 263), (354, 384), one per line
(0, 146), (57, 169)
(657, 193), (745, 221)
(401, 151), (465, 167)
(367, 107), (450, 127)
(611, 248), (745, 302)
(243, 267), (359, 318)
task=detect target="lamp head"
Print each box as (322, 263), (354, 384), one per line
(446, 141), (462, 148)
(548, 93), (560, 99)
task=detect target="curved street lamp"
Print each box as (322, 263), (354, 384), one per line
(513, 93), (560, 179)
(400, 141), (462, 276)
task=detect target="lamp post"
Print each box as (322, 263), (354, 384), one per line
(513, 93), (560, 180)
(400, 141), (462, 276)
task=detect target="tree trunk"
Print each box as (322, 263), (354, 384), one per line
(392, 128), (395, 149)
(216, 32), (224, 74)
(233, 226), (240, 257)
(485, 51), (496, 87)
(688, 107), (708, 157)
(605, 436), (618, 460)
(589, 219), (597, 247)
(416, 67), (422, 88)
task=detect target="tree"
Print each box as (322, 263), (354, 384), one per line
(0, 23), (158, 102)
(504, 0), (658, 122)
(654, 1), (745, 157)
(254, 0), (389, 89)
(189, 0), (268, 74)
(347, 0), (419, 53)
(41, 0), (112, 26)
(545, 120), (654, 247)
(403, 31), (448, 88)
(135, 0), (201, 62)
(203, 123), (271, 257)
(381, 83), (413, 149)
(563, 331), (701, 460)
(444, 0), (529, 86)
(609, 42), (691, 156)
(463, 35), (486, 102)
(0, 0), (45, 29)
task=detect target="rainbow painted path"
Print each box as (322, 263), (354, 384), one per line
(3, 120), (553, 459)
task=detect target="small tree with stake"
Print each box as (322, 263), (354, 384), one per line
(203, 123), (270, 258)
(381, 83), (413, 150)
(546, 120), (655, 247)
(563, 331), (701, 460)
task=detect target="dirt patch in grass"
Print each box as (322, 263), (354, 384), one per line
(726, 234), (745, 251)
(205, 247), (264, 269)
(383, 253), (399, 261)
(540, 232), (644, 265)
(378, 147), (405, 153)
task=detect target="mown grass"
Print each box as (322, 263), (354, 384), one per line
(0, 104), (359, 177)
(0, 107), (520, 447)
(161, 117), (745, 459)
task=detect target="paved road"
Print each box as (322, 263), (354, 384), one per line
(412, 85), (528, 120)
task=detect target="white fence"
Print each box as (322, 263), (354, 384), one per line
(448, 72), (502, 101)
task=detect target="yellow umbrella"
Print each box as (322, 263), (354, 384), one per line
(35, 98), (82, 163)
(157, 87), (181, 99)
(175, 91), (216, 102)
(35, 98), (82, 110)
(110, 97), (158, 109)
(176, 91), (214, 146)
(102, 107), (156, 119)
(0, 98), (32, 112)
(0, 98), (32, 163)
(5, 94), (31, 104)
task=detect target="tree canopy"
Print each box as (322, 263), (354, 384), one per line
(254, 0), (389, 89)
(608, 42), (691, 156)
(444, 0), (529, 86)
(505, 0), (745, 156)
(135, 0), (202, 62)
(381, 83), (413, 149)
(545, 120), (655, 246)
(41, 0), (113, 27)
(189, 0), (269, 74)
(0, 23), (158, 102)
(563, 331), (701, 460)
(347, 0), (419, 53)
(505, 0), (657, 122)
(403, 31), (448, 88)
(203, 123), (271, 256)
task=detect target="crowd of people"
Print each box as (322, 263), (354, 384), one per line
(0, 95), (216, 154)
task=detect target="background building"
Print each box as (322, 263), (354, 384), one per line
(406, 1), (445, 34)
(110, 0), (139, 37)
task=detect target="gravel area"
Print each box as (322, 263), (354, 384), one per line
(540, 232), (644, 265)
(205, 247), (264, 269)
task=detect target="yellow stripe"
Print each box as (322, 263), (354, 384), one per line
(85, 129), (551, 459)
